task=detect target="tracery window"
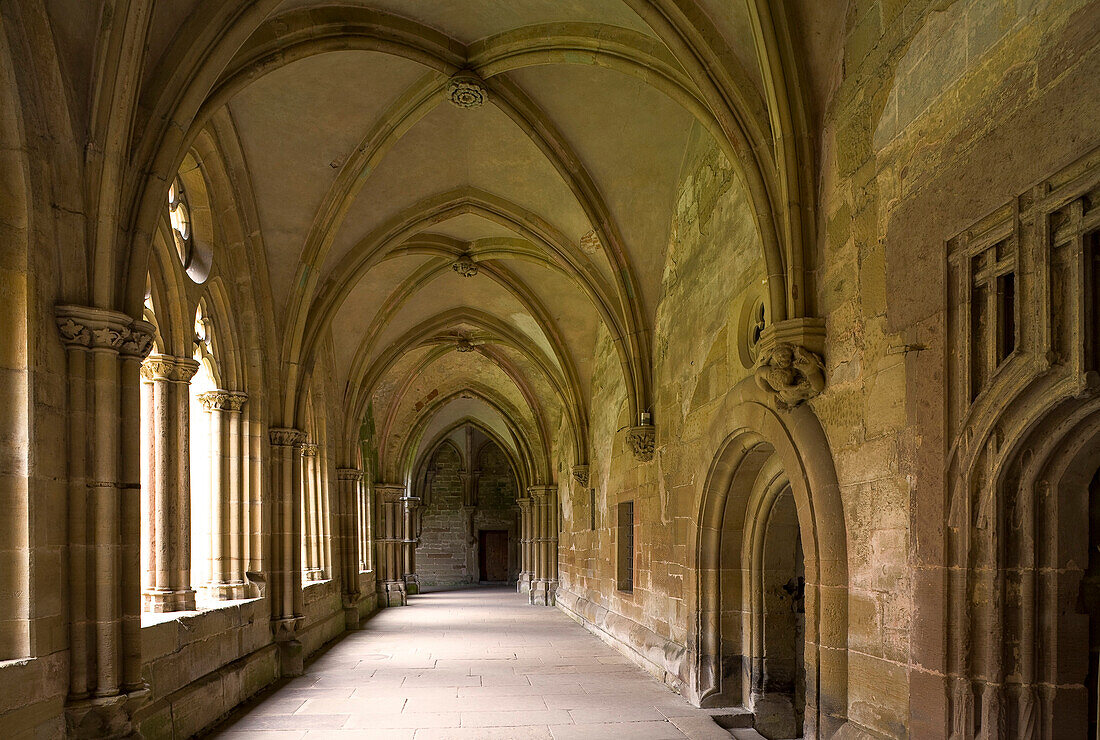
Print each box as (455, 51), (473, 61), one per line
(168, 176), (194, 269)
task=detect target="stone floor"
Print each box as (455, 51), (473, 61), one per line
(208, 585), (731, 739)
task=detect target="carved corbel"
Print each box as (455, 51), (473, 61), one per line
(571, 465), (590, 487)
(626, 426), (655, 462)
(753, 342), (825, 411)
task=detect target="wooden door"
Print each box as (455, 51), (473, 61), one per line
(479, 530), (509, 582)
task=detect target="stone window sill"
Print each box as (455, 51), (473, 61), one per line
(140, 595), (263, 629)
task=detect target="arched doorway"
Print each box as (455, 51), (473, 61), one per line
(693, 398), (848, 738)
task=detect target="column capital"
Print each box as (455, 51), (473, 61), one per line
(336, 468), (364, 481)
(269, 427), (306, 447)
(527, 484), (557, 499)
(517, 498), (533, 511)
(375, 483), (406, 502)
(198, 389), (247, 411)
(300, 443), (319, 457)
(56, 304), (153, 355)
(141, 354), (200, 383)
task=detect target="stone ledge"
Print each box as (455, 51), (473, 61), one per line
(555, 587), (688, 694)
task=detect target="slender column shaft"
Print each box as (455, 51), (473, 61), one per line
(56, 306), (154, 720)
(228, 401), (243, 586)
(198, 390), (247, 598)
(65, 344), (89, 699)
(142, 355), (198, 611)
(118, 349), (144, 690)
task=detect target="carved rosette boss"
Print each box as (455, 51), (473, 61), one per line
(753, 342), (825, 411)
(447, 73), (487, 109)
(452, 254), (478, 277)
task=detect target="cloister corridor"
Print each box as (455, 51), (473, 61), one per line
(209, 587), (733, 740)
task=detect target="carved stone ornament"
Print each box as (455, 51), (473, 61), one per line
(626, 425), (655, 462)
(198, 390), (247, 412)
(336, 468), (364, 482)
(376, 484), (406, 503)
(571, 465), (590, 487)
(456, 337), (475, 352)
(300, 443), (318, 457)
(447, 74), (487, 109)
(579, 230), (601, 254)
(141, 354), (200, 383)
(753, 342), (825, 411)
(269, 427), (306, 447)
(120, 320), (156, 359)
(452, 254), (478, 277)
(55, 304), (142, 352)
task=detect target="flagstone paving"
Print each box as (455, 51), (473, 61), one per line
(209, 585), (730, 739)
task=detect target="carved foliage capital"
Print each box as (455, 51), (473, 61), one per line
(336, 468), (364, 482)
(753, 342), (825, 411)
(198, 390), (247, 411)
(375, 483), (406, 503)
(300, 443), (318, 457)
(626, 425), (655, 462)
(141, 354), (200, 382)
(571, 465), (590, 487)
(269, 427), (306, 447)
(55, 304), (137, 352)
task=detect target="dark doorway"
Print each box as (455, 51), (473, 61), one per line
(479, 530), (508, 582)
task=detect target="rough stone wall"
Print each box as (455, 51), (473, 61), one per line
(813, 0), (1100, 734)
(416, 440), (520, 588)
(558, 119), (767, 661)
(417, 445), (471, 587)
(555, 2), (1100, 736)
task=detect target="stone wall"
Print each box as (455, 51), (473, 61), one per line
(418, 445), (471, 587)
(554, 1), (1100, 736)
(416, 438), (520, 589)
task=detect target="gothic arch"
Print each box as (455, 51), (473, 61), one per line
(693, 389), (848, 737)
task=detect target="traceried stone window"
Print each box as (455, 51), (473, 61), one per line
(737, 294), (768, 369)
(168, 176), (194, 269)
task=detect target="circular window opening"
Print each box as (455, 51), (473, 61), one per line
(168, 176), (193, 269)
(737, 295), (767, 369)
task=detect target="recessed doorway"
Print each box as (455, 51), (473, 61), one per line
(479, 530), (509, 583)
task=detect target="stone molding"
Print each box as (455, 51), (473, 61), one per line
(55, 304), (155, 358)
(269, 427), (306, 447)
(753, 342), (825, 411)
(451, 254), (478, 277)
(571, 465), (590, 487)
(626, 425), (655, 462)
(300, 443), (318, 457)
(336, 468), (364, 481)
(197, 389), (247, 411)
(447, 73), (487, 108)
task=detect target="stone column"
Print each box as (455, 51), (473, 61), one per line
(528, 485), (558, 606)
(402, 493), (421, 595)
(301, 443), (323, 581)
(269, 427), (306, 675)
(375, 483), (407, 606)
(517, 497), (533, 593)
(336, 467), (363, 627)
(197, 390), (248, 599)
(56, 306), (154, 732)
(140, 353), (199, 612)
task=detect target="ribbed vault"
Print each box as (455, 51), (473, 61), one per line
(110, 0), (816, 486)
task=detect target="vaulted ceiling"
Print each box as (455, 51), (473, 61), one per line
(82, 0), (817, 484)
